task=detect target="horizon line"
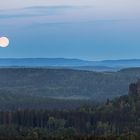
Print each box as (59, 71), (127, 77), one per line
(0, 57), (140, 62)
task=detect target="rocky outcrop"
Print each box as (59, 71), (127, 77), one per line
(129, 79), (140, 96)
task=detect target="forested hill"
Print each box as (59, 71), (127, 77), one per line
(0, 68), (140, 102)
(0, 81), (140, 139)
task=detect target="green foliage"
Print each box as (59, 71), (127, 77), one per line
(0, 68), (140, 139)
(0, 67), (140, 103)
(0, 94), (139, 139)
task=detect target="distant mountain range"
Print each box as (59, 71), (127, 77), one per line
(0, 58), (140, 71)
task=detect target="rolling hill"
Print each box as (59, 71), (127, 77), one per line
(0, 68), (140, 102)
(0, 58), (140, 71)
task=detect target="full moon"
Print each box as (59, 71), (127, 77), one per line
(0, 37), (9, 48)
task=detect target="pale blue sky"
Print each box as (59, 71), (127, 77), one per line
(0, 0), (140, 60)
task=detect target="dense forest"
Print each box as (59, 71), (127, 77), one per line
(0, 91), (94, 110)
(0, 81), (140, 139)
(0, 68), (140, 102)
(0, 68), (140, 139)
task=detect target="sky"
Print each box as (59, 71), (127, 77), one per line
(0, 0), (140, 60)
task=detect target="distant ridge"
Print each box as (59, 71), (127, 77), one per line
(0, 58), (92, 67)
(0, 58), (140, 71)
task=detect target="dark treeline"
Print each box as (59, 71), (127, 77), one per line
(0, 94), (140, 139)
